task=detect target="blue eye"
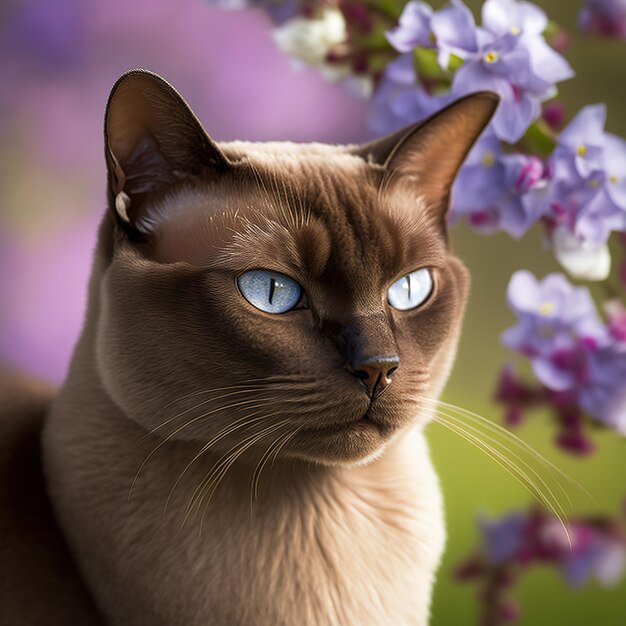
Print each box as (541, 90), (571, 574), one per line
(388, 268), (433, 311)
(237, 270), (303, 314)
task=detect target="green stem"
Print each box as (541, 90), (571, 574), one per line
(359, 0), (403, 21)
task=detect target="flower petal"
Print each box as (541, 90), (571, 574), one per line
(386, 1), (434, 52)
(552, 225), (612, 281)
(431, 0), (478, 68)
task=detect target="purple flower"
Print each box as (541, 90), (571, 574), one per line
(550, 105), (626, 224)
(579, 347), (626, 433)
(386, 0), (478, 68)
(503, 271), (626, 434)
(502, 271), (607, 390)
(368, 54), (451, 134)
(481, 0), (573, 86)
(553, 104), (606, 178)
(562, 526), (626, 587)
(458, 506), (626, 626)
(380, 1), (573, 143)
(579, 0), (626, 39)
(479, 512), (527, 563)
(430, 0), (479, 69)
(385, 1), (434, 53)
(527, 105), (626, 279)
(444, 0), (573, 142)
(451, 130), (506, 229)
(451, 131), (545, 237)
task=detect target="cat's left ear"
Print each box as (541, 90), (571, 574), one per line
(352, 92), (499, 230)
(104, 69), (231, 235)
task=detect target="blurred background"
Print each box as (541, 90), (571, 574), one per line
(1, 0), (625, 623)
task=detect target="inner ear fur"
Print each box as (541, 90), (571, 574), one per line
(104, 69), (231, 233)
(353, 91), (499, 229)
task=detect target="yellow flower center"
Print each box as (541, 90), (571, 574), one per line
(610, 175), (618, 183)
(484, 51), (499, 63)
(576, 145), (587, 157)
(538, 302), (555, 316)
(589, 178), (600, 189)
(510, 25), (521, 35)
(481, 151), (496, 167)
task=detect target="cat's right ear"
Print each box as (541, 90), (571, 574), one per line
(104, 70), (231, 236)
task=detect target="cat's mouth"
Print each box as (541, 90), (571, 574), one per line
(301, 404), (397, 439)
(284, 387), (410, 463)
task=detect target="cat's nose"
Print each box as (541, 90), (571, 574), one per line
(349, 356), (399, 400)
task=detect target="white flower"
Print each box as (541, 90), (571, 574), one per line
(272, 7), (347, 69)
(551, 225), (611, 281)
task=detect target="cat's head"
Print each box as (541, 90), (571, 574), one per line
(95, 70), (497, 466)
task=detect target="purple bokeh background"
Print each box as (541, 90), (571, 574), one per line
(0, 0), (369, 383)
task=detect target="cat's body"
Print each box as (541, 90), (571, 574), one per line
(1, 71), (497, 625)
(3, 369), (441, 626)
(0, 371), (101, 625)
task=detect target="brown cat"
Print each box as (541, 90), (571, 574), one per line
(0, 70), (497, 625)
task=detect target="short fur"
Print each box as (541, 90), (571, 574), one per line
(1, 71), (497, 625)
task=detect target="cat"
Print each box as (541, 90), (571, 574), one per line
(0, 70), (497, 625)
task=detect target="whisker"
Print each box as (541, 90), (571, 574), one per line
(160, 378), (278, 411)
(432, 412), (572, 546)
(143, 386), (269, 440)
(181, 417), (288, 530)
(182, 416), (285, 521)
(432, 408), (571, 517)
(163, 408), (280, 516)
(158, 373), (309, 420)
(249, 425), (301, 513)
(129, 397), (276, 499)
(197, 420), (292, 533)
(422, 397), (592, 503)
(270, 424), (302, 468)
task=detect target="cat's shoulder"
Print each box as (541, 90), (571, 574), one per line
(0, 369), (102, 625)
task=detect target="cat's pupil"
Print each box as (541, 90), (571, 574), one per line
(268, 278), (276, 304)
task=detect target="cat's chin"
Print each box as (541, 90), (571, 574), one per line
(288, 414), (400, 467)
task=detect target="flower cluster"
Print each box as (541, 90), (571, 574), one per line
(453, 102), (626, 280)
(384, 0), (573, 142)
(497, 270), (626, 453)
(379, 1), (626, 281)
(456, 506), (626, 625)
(531, 105), (626, 280)
(450, 128), (545, 238)
(579, 0), (626, 38)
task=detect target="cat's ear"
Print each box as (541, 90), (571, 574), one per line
(352, 92), (499, 229)
(104, 70), (231, 234)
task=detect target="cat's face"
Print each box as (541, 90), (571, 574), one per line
(96, 71), (497, 466)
